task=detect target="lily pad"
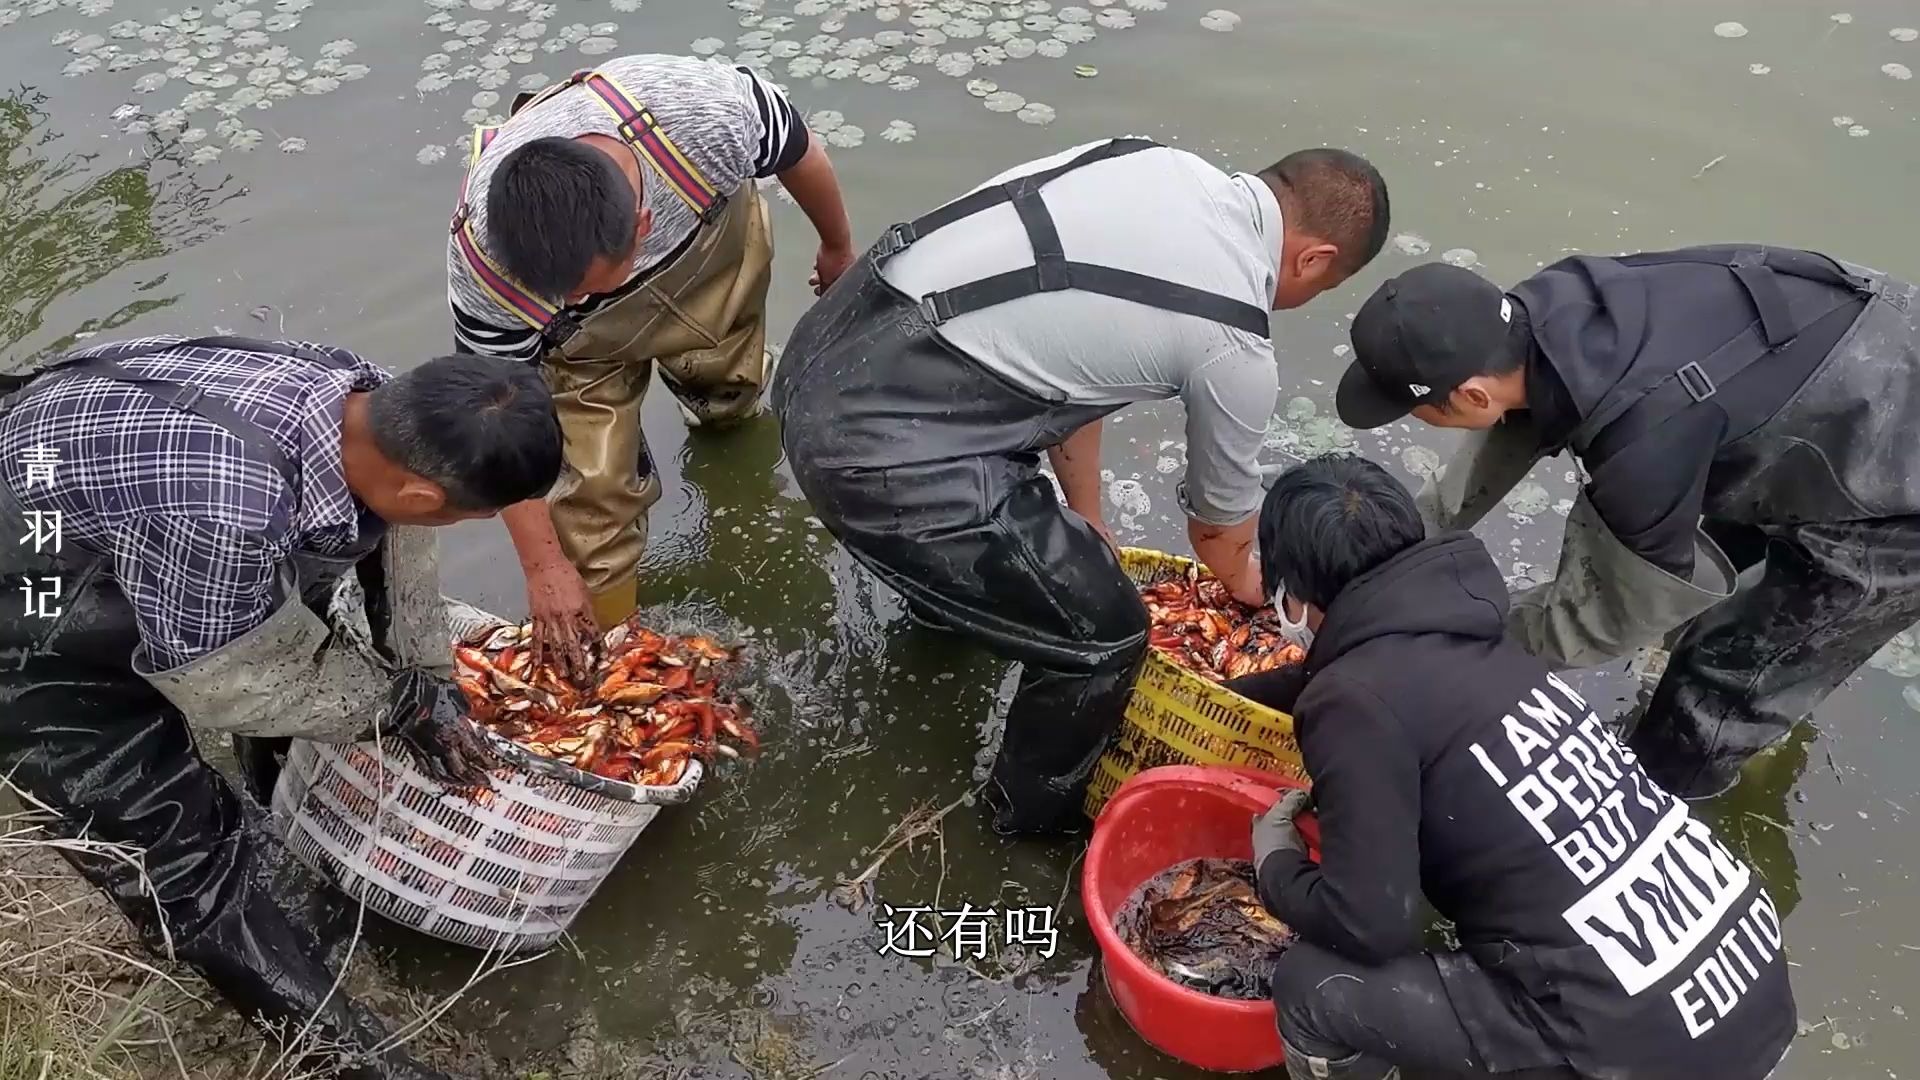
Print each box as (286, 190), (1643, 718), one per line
(1883, 62), (1913, 80)
(690, 36), (725, 55)
(881, 119), (917, 142)
(825, 123), (865, 147)
(1712, 21), (1747, 38)
(1074, 63), (1097, 76)
(417, 72), (453, 93)
(983, 89), (1025, 111)
(1016, 101), (1055, 124)
(1391, 232), (1431, 256)
(1440, 247), (1479, 268)
(1893, 28), (1920, 43)
(579, 35), (619, 55)
(888, 72), (920, 90)
(1200, 8), (1240, 31)
(965, 77), (998, 96)
(418, 143), (449, 165)
(279, 136), (307, 153)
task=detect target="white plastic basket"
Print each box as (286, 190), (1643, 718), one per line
(269, 602), (702, 953)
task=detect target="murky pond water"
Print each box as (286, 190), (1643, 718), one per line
(6, 0), (1920, 1075)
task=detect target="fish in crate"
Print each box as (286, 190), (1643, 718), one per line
(1139, 565), (1305, 682)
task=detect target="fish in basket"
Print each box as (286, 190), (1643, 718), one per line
(453, 613), (760, 787)
(1139, 563), (1305, 681)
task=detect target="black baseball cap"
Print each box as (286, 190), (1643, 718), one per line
(1336, 263), (1515, 430)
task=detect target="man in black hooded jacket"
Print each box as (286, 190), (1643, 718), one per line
(1235, 455), (1795, 1080)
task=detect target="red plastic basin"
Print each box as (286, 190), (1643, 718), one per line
(1082, 765), (1319, 1074)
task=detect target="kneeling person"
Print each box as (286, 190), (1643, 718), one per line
(1241, 456), (1794, 1080)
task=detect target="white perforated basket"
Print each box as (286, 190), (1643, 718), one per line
(272, 737), (699, 953)
(269, 602), (701, 953)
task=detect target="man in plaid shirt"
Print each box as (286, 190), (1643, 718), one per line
(0, 335), (561, 1079)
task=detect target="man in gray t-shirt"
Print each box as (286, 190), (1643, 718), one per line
(773, 139), (1390, 835)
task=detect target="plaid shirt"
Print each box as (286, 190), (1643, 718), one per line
(0, 336), (391, 672)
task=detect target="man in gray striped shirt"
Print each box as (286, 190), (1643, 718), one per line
(446, 53), (853, 671)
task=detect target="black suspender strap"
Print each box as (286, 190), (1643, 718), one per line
(1730, 249), (1799, 350)
(1571, 248), (1875, 463)
(24, 336), (363, 489)
(875, 137), (1275, 340)
(874, 137), (1161, 259)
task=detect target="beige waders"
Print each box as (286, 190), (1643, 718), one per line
(451, 68), (774, 630)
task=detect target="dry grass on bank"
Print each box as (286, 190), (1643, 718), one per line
(0, 790), (545, 1080)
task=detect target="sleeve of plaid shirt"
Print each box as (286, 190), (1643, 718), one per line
(116, 513), (286, 674)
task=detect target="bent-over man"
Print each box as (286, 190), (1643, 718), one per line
(774, 138), (1389, 834)
(447, 52), (855, 671)
(0, 335), (561, 1079)
(1335, 247), (1920, 799)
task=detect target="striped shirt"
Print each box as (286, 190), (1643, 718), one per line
(447, 54), (809, 362)
(0, 336), (389, 672)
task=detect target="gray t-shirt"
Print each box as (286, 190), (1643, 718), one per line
(880, 139), (1282, 527)
(447, 54), (808, 361)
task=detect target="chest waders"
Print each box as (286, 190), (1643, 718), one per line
(771, 138), (1275, 834)
(452, 69), (774, 630)
(0, 339), (448, 1080)
(1423, 247), (1920, 797)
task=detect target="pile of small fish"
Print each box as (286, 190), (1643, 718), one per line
(1140, 567), (1304, 682)
(453, 616), (758, 787)
(1116, 857), (1297, 1000)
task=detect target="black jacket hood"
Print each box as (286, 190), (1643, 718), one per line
(1306, 532), (1511, 672)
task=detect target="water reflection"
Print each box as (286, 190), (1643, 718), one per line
(0, 84), (236, 362)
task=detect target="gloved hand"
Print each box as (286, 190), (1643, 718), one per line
(1252, 788), (1313, 870)
(380, 668), (497, 788)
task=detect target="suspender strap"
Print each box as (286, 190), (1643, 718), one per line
(878, 137), (1275, 339)
(1571, 250), (1874, 462)
(875, 137), (1159, 259)
(1731, 249), (1799, 349)
(580, 72), (723, 220)
(30, 337), (345, 488)
(446, 69), (722, 336)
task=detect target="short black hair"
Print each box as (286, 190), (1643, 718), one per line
(368, 354), (563, 511)
(486, 136), (638, 298)
(1260, 149), (1391, 275)
(1257, 454), (1425, 610)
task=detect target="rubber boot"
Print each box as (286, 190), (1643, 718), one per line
(589, 576), (640, 633)
(986, 663), (1135, 836)
(1283, 1039), (1401, 1080)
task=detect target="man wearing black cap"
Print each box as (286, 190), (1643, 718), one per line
(1333, 247), (1920, 800)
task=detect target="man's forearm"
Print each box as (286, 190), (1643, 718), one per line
(1047, 420), (1104, 520)
(502, 499), (570, 573)
(776, 140), (853, 251)
(1189, 514), (1262, 603)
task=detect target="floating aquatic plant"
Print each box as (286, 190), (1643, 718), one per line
(418, 143), (448, 164)
(1016, 100), (1054, 123)
(881, 118), (916, 142)
(1200, 9), (1240, 31)
(825, 123), (865, 148)
(983, 88), (1024, 111)
(1712, 21), (1747, 38)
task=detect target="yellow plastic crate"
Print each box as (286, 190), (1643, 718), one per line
(1082, 547), (1310, 819)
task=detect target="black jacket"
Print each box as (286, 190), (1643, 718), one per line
(1253, 533), (1795, 1079)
